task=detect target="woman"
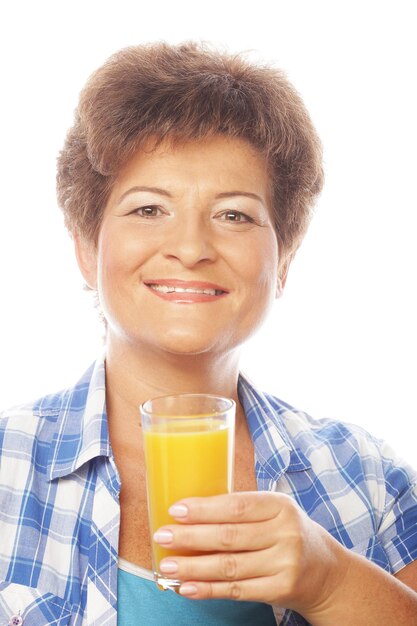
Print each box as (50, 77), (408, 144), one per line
(0, 42), (416, 626)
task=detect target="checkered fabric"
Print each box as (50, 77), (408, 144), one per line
(1, 356), (416, 625)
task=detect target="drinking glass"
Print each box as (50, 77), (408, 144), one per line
(140, 394), (235, 589)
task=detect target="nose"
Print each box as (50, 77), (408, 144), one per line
(162, 213), (217, 267)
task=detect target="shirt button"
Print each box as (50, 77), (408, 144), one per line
(9, 616), (23, 626)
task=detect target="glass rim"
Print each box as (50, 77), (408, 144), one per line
(140, 393), (235, 418)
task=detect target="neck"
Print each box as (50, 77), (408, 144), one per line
(104, 336), (243, 439)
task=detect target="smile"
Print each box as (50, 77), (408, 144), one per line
(148, 284), (224, 296)
(144, 279), (228, 303)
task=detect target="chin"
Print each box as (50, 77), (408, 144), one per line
(110, 316), (238, 358)
(154, 335), (219, 357)
(146, 322), (235, 357)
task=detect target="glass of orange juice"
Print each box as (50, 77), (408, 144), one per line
(140, 394), (235, 590)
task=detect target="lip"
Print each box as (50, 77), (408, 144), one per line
(144, 279), (229, 303)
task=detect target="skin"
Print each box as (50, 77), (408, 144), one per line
(75, 135), (417, 624)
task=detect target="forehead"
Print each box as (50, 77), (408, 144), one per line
(109, 135), (271, 201)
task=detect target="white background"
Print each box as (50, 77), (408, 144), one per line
(0, 1), (415, 462)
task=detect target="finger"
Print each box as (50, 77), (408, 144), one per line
(159, 547), (278, 582)
(178, 576), (278, 603)
(168, 491), (288, 524)
(154, 518), (279, 552)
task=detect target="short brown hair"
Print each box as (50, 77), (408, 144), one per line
(57, 41), (323, 257)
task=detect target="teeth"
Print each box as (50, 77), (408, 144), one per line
(149, 284), (221, 296)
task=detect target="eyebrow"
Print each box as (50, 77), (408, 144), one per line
(216, 191), (264, 203)
(117, 186), (172, 204)
(117, 186), (265, 205)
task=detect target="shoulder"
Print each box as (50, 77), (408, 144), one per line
(240, 373), (406, 494)
(264, 388), (417, 520)
(242, 373), (417, 480)
(0, 388), (69, 432)
(263, 387), (412, 472)
(0, 389), (71, 471)
(247, 379), (417, 507)
(0, 359), (98, 437)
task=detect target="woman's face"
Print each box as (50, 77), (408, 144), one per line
(77, 135), (281, 358)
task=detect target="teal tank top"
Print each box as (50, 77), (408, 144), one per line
(118, 558), (277, 625)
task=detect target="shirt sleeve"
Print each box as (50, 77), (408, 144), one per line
(377, 440), (417, 573)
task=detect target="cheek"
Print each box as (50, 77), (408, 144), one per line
(242, 237), (278, 292)
(97, 227), (149, 282)
(228, 235), (278, 332)
(249, 239), (278, 313)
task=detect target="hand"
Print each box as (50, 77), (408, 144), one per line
(153, 491), (348, 616)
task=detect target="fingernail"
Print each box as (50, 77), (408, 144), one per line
(179, 584), (198, 597)
(169, 504), (188, 518)
(153, 530), (174, 544)
(159, 560), (178, 574)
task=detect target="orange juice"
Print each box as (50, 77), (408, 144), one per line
(143, 418), (233, 569)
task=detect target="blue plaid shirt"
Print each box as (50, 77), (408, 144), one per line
(1, 356), (416, 625)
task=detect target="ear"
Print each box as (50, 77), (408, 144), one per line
(73, 232), (98, 290)
(276, 253), (293, 298)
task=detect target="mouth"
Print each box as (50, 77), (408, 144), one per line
(144, 279), (228, 303)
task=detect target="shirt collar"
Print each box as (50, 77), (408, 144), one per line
(238, 372), (311, 481)
(45, 355), (111, 481)
(44, 356), (310, 482)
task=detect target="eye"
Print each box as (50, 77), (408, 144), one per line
(218, 210), (254, 223)
(133, 205), (164, 217)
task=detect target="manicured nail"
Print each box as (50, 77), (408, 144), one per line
(153, 530), (174, 544)
(159, 560), (178, 574)
(179, 584), (198, 597)
(169, 504), (188, 518)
